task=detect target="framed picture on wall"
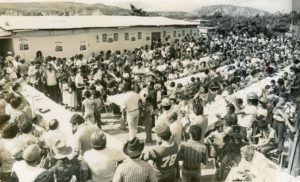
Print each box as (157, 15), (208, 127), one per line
(55, 42), (63, 52)
(20, 43), (29, 50)
(108, 38), (113, 43)
(80, 41), (87, 50)
(19, 39), (29, 50)
(80, 45), (86, 50)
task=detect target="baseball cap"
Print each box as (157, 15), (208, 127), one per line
(247, 92), (258, 100)
(91, 130), (106, 148)
(22, 144), (41, 162)
(161, 98), (172, 107)
(153, 122), (171, 136)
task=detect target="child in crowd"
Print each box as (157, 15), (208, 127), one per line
(68, 76), (77, 111)
(93, 91), (103, 129)
(82, 90), (96, 124)
(61, 78), (69, 108)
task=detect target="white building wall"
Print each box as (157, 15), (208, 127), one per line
(12, 26), (199, 61)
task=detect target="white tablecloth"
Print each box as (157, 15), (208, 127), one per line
(104, 66), (289, 132)
(225, 151), (279, 182)
(107, 91), (135, 109)
(22, 85), (123, 150)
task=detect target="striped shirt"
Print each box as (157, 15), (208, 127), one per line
(113, 158), (157, 182)
(178, 140), (207, 170)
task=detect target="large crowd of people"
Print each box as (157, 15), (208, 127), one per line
(0, 32), (300, 182)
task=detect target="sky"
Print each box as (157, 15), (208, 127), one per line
(0, 0), (294, 13)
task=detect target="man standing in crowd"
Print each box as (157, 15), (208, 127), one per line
(178, 124), (208, 182)
(44, 64), (58, 102)
(124, 87), (141, 140)
(156, 97), (173, 126)
(75, 68), (85, 110)
(237, 92), (258, 143)
(113, 137), (156, 182)
(70, 114), (101, 156)
(83, 130), (125, 182)
(11, 144), (46, 182)
(142, 122), (178, 182)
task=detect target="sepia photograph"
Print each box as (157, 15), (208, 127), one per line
(0, 0), (299, 181)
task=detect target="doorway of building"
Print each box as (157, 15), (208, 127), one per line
(151, 32), (161, 49)
(0, 38), (13, 57)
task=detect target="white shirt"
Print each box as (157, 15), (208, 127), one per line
(12, 160), (45, 182)
(28, 66), (38, 84)
(238, 105), (257, 128)
(75, 73), (84, 88)
(124, 93), (140, 112)
(169, 120), (183, 146)
(45, 70), (57, 86)
(83, 148), (125, 182)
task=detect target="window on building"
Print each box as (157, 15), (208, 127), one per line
(125, 33), (129, 41)
(173, 31), (176, 37)
(113, 33), (118, 41)
(138, 32), (142, 39)
(178, 33), (181, 37)
(182, 30), (185, 36)
(190, 30), (193, 35)
(102, 34), (107, 42)
(163, 31), (166, 38)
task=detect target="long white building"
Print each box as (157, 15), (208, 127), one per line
(0, 16), (199, 60)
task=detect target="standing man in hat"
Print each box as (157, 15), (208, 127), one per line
(46, 139), (86, 182)
(113, 137), (156, 182)
(83, 130), (125, 182)
(11, 144), (46, 182)
(156, 97), (172, 126)
(142, 122), (179, 182)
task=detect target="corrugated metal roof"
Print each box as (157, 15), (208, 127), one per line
(0, 16), (199, 31)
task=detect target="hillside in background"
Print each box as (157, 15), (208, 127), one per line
(186, 5), (270, 18)
(0, 2), (271, 19)
(0, 2), (131, 16)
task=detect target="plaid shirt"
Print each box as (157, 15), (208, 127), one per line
(113, 158), (157, 182)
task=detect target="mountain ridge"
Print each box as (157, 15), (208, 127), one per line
(0, 2), (271, 18)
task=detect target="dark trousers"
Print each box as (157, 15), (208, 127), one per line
(76, 87), (83, 108)
(273, 120), (286, 152)
(240, 126), (248, 142)
(143, 109), (153, 142)
(182, 168), (201, 182)
(259, 143), (278, 157)
(157, 168), (176, 182)
(46, 84), (58, 102)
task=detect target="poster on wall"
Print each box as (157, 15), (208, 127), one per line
(145, 33), (150, 41)
(55, 42), (63, 52)
(19, 39), (29, 50)
(80, 41), (87, 51)
(107, 33), (113, 43)
(96, 35), (100, 43)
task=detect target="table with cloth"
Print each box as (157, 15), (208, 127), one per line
(21, 84), (123, 150)
(107, 67), (288, 133)
(225, 151), (297, 182)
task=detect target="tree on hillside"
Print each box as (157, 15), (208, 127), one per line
(129, 4), (148, 16)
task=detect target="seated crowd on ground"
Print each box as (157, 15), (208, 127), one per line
(0, 32), (300, 182)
